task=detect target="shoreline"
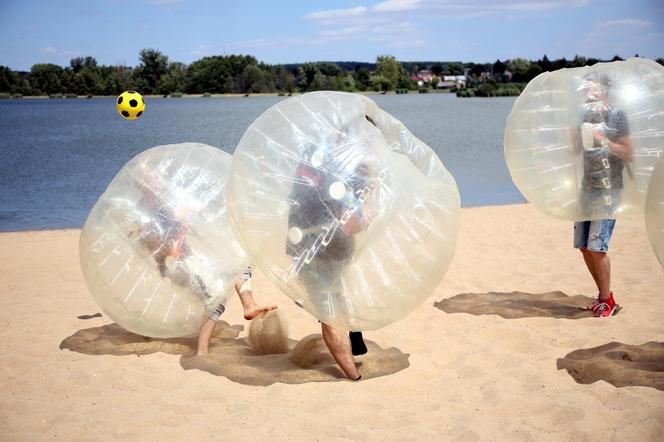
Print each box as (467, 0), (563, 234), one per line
(1, 89), (455, 100)
(0, 202), (529, 234)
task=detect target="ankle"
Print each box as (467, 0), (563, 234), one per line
(599, 291), (613, 301)
(243, 302), (258, 312)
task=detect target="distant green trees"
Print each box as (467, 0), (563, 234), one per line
(374, 55), (414, 91)
(0, 65), (31, 95)
(30, 63), (64, 95)
(456, 53), (664, 98)
(134, 48), (169, 94)
(507, 58), (542, 82)
(1, 51), (662, 98)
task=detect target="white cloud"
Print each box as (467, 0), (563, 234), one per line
(373, 0), (423, 12)
(36, 46), (74, 57)
(192, 44), (216, 56)
(493, 1), (589, 11)
(303, 0), (590, 24)
(288, 0), (595, 58)
(600, 18), (653, 28)
(577, 18), (661, 59)
(37, 46), (58, 54)
(303, 6), (368, 21)
(234, 39), (279, 48)
(223, 19), (426, 53)
(319, 26), (367, 38)
(417, 0), (590, 16)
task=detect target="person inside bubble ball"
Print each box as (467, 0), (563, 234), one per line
(572, 72), (634, 317)
(129, 166), (204, 291)
(286, 115), (381, 380)
(128, 167), (277, 352)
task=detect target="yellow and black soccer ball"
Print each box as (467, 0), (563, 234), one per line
(116, 91), (145, 120)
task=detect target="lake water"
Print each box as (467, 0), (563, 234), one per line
(0, 93), (523, 232)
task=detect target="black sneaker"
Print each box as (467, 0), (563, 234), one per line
(349, 331), (368, 356)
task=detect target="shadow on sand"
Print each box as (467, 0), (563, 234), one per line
(557, 342), (664, 391)
(60, 321), (409, 386)
(434, 291), (597, 319)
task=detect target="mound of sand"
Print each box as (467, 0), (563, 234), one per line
(247, 310), (289, 355)
(557, 341), (664, 390)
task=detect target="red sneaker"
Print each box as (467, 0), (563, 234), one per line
(593, 293), (618, 317)
(586, 294), (601, 311)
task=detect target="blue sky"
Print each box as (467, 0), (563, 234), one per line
(1, 0), (662, 70)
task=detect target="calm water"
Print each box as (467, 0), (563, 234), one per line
(0, 94), (522, 232)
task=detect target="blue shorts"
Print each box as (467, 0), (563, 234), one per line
(573, 219), (616, 253)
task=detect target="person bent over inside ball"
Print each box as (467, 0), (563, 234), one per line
(285, 116), (379, 380)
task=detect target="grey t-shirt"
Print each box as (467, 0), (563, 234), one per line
(581, 107), (630, 190)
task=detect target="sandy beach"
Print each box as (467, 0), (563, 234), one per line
(1, 203), (663, 441)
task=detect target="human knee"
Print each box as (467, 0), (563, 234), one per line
(586, 248), (607, 260)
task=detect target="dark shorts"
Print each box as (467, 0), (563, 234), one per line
(573, 220), (616, 253)
(297, 258), (349, 321)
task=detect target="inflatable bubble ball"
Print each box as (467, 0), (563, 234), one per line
(504, 57), (664, 221)
(646, 156), (664, 268)
(80, 143), (249, 338)
(227, 91), (460, 331)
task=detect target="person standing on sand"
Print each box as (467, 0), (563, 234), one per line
(573, 72), (633, 317)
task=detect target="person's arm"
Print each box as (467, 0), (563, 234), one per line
(606, 134), (633, 162)
(593, 131), (633, 162)
(594, 110), (634, 162)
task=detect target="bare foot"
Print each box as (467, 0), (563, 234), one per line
(243, 304), (278, 320)
(236, 284), (278, 320)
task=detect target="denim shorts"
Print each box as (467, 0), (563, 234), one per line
(573, 219), (616, 253)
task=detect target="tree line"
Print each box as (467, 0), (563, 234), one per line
(1, 49), (662, 97)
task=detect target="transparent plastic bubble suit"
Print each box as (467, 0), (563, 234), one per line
(646, 156), (664, 268)
(505, 58), (664, 221)
(80, 143), (249, 338)
(228, 91), (460, 330)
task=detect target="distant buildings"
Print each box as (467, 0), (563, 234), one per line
(410, 69), (434, 86)
(410, 70), (467, 89)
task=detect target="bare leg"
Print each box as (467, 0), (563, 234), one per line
(321, 323), (360, 380)
(235, 279), (277, 320)
(197, 319), (216, 356)
(580, 248), (600, 288)
(580, 247), (604, 309)
(588, 250), (611, 300)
